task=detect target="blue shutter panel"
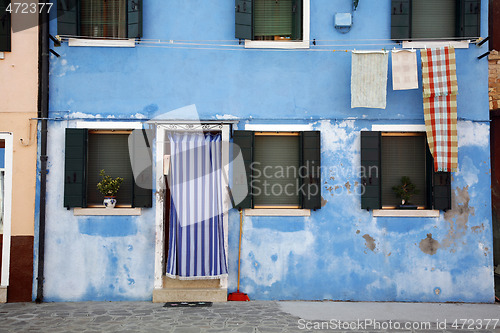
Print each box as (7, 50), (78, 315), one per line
(57, 0), (79, 36)
(0, 0), (11, 52)
(127, 0), (142, 39)
(235, 0), (253, 40)
(391, 0), (410, 40)
(232, 131), (253, 209)
(361, 131), (381, 210)
(64, 128), (87, 208)
(301, 131), (321, 210)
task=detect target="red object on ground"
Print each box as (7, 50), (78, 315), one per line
(228, 209), (250, 301)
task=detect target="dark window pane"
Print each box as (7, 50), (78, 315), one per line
(87, 134), (133, 206)
(412, 0), (456, 39)
(253, 135), (300, 206)
(254, 0), (294, 39)
(80, 0), (127, 38)
(381, 135), (427, 207)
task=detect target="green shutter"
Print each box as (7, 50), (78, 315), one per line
(301, 131), (321, 210)
(57, 0), (79, 36)
(426, 143), (451, 211)
(361, 131), (381, 210)
(127, 0), (142, 38)
(0, 0), (11, 52)
(254, 0), (293, 38)
(425, 143), (434, 209)
(433, 171), (451, 211)
(458, 0), (480, 38)
(130, 129), (152, 208)
(235, 0), (253, 39)
(391, 0), (410, 40)
(291, 0), (302, 41)
(232, 131), (253, 209)
(64, 128), (87, 208)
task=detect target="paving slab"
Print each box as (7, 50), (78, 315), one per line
(0, 301), (498, 332)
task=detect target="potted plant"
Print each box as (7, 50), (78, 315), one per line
(97, 169), (123, 209)
(392, 176), (419, 209)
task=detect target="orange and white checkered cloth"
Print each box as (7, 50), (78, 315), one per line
(421, 47), (458, 172)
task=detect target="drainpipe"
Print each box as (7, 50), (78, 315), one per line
(36, 4), (50, 303)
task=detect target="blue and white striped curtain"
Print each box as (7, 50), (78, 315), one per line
(166, 132), (228, 279)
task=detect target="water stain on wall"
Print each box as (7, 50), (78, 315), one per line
(442, 186), (475, 248)
(362, 234), (376, 252)
(419, 233), (440, 255)
(321, 196), (328, 207)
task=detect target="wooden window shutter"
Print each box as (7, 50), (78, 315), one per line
(458, 0), (480, 38)
(361, 131), (381, 210)
(0, 0), (11, 52)
(64, 128), (88, 208)
(291, 0), (302, 41)
(57, 0), (80, 36)
(232, 131), (254, 209)
(127, 0), (142, 39)
(131, 128), (152, 208)
(426, 143), (452, 211)
(235, 0), (253, 40)
(301, 131), (321, 210)
(391, 0), (410, 40)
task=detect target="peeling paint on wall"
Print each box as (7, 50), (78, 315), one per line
(362, 234), (376, 252)
(442, 186), (475, 248)
(419, 233), (440, 255)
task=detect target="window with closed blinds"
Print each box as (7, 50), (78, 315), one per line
(412, 0), (456, 39)
(253, 135), (300, 206)
(381, 135), (427, 207)
(87, 134), (133, 206)
(80, 0), (126, 38)
(254, 0), (293, 39)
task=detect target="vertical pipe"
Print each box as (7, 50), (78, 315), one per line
(36, 3), (49, 304)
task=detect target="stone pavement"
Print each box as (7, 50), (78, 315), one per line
(0, 301), (499, 333)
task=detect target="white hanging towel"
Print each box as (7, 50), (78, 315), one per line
(391, 49), (418, 90)
(351, 50), (389, 109)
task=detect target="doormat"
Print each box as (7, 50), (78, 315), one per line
(163, 302), (213, 308)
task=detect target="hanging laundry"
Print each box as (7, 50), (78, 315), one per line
(351, 51), (389, 109)
(421, 47), (458, 172)
(391, 50), (418, 90)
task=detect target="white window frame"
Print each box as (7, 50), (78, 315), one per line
(0, 133), (13, 291)
(72, 121), (145, 215)
(370, 124), (439, 218)
(244, 0), (310, 49)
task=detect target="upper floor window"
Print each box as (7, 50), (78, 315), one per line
(235, 0), (309, 48)
(391, 0), (480, 41)
(57, 0), (142, 39)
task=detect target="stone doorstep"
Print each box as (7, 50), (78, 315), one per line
(163, 276), (221, 289)
(152, 288), (227, 303)
(0, 287), (6, 303)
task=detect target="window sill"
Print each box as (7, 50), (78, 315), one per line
(402, 40), (470, 49)
(244, 40), (309, 49)
(372, 209), (439, 218)
(244, 209), (310, 217)
(68, 38), (136, 48)
(73, 208), (142, 216)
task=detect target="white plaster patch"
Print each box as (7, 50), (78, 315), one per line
(458, 121), (489, 148)
(131, 113), (147, 119)
(215, 114), (238, 120)
(241, 217), (315, 288)
(393, 267), (453, 299)
(455, 156), (479, 187)
(69, 112), (103, 119)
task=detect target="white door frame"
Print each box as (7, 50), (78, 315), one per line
(0, 133), (13, 289)
(153, 124), (231, 290)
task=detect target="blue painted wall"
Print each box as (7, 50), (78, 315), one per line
(39, 0), (494, 302)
